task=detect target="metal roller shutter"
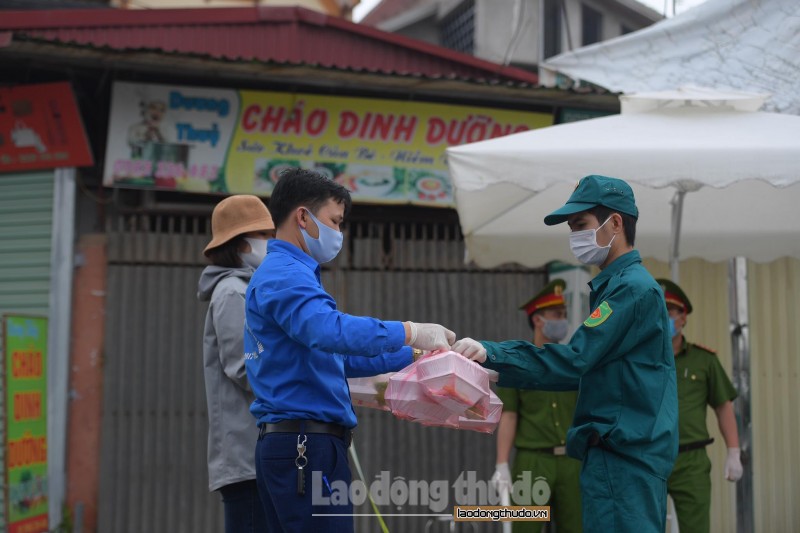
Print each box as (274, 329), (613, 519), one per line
(99, 212), (545, 533)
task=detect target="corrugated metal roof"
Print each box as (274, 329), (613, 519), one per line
(0, 6), (539, 85)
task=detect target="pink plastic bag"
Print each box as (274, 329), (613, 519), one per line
(416, 351), (491, 418)
(366, 350), (503, 434)
(385, 364), (455, 423)
(413, 391), (503, 434)
(455, 390), (503, 434)
(348, 373), (393, 411)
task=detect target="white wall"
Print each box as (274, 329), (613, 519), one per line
(474, 0), (542, 65)
(473, 0), (652, 66)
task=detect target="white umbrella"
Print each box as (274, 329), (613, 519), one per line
(446, 89), (800, 533)
(446, 88), (800, 276)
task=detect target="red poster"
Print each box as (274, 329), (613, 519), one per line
(0, 81), (93, 172)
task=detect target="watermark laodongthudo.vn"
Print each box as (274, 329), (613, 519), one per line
(312, 470), (553, 515)
(454, 506), (550, 522)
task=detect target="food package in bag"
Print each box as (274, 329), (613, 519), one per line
(385, 365), (455, 423)
(418, 391), (503, 433)
(456, 390), (503, 434)
(348, 373), (393, 411)
(416, 351), (491, 418)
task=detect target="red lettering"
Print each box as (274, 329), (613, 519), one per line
(339, 111), (359, 138)
(306, 109), (329, 136)
(259, 106), (285, 133)
(281, 107), (302, 135)
(490, 123), (513, 138)
(358, 112), (373, 139)
(426, 117), (446, 144)
(12, 350), (42, 378)
(446, 118), (467, 145)
(13, 392), (42, 422)
(241, 105), (261, 132)
(393, 115), (418, 143)
(8, 432), (47, 468)
(369, 113), (395, 141)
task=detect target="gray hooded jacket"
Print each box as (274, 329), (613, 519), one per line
(198, 265), (258, 491)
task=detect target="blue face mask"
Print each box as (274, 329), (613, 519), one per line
(300, 208), (343, 264)
(669, 317), (682, 338)
(541, 318), (569, 343)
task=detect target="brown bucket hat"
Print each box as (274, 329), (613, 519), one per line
(204, 195), (275, 256)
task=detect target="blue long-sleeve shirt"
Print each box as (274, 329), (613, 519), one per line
(244, 239), (412, 429)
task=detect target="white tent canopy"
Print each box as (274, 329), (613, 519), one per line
(446, 90), (800, 269)
(541, 0), (800, 115)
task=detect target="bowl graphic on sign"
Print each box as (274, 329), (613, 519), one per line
(410, 170), (450, 202)
(337, 165), (398, 197)
(255, 159), (300, 188)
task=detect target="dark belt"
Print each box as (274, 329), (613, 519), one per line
(527, 446), (568, 456)
(259, 420), (353, 447)
(678, 438), (714, 453)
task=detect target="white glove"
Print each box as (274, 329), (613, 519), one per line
(491, 463), (512, 494)
(407, 322), (456, 351)
(451, 337), (487, 363)
(725, 447), (743, 482)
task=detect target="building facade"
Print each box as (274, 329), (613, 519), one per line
(362, 0), (662, 66)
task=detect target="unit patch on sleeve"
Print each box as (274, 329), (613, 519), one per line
(584, 301), (613, 327)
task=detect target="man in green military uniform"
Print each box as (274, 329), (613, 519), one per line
(493, 279), (582, 533)
(453, 175), (678, 533)
(656, 279), (743, 533)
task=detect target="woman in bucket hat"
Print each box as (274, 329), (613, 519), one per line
(197, 195), (275, 533)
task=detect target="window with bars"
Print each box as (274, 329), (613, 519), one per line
(440, 0), (475, 55)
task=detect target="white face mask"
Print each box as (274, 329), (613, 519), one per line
(569, 216), (616, 266)
(239, 237), (268, 269)
(541, 318), (569, 343)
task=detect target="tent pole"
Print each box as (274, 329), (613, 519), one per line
(669, 190), (686, 282)
(728, 257), (754, 533)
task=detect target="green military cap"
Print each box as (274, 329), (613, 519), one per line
(656, 278), (693, 314)
(544, 175), (639, 226)
(520, 279), (567, 317)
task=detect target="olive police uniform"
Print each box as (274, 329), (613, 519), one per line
(496, 280), (582, 533)
(658, 279), (738, 533)
(482, 177), (679, 533)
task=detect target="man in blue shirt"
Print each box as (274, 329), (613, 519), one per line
(245, 167), (455, 532)
(452, 175), (678, 533)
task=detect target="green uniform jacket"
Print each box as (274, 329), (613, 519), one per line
(495, 387), (576, 449)
(481, 251), (679, 479)
(675, 338), (738, 444)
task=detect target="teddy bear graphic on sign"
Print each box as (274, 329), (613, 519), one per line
(127, 97), (167, 158)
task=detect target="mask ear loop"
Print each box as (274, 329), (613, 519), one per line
(596, 215), (618, 248)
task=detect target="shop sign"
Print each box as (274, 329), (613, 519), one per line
(103, 82), (553, 206)
(0, 82), (93, 172)
(2, 315), (48, 533)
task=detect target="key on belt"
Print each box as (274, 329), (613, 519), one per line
(296, 434), (308, 496)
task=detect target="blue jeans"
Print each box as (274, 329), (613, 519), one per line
(256, 432), (353, 533)
(219, 479), (268, 533)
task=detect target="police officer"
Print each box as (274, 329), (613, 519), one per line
(453, 175), (678, 533)
(656, 278), (743, 533)
(493, 279), (582, 533)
